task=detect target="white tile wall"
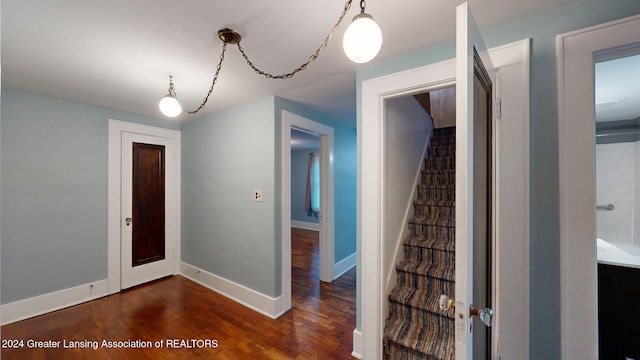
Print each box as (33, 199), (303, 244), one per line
(596, 141), (639, 246)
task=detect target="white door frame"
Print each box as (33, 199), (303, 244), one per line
(107, 119), (181, 294)
(360, 39), (530, 359)
(281, 110), (335, 313)
(557, 14), (640, 360)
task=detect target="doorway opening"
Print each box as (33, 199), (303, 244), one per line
(290, 128), (322, 305)
(594, 48), (640, 359)
(280, 110), (335, 314)
(361, 38), (530, 359)
(558, 14), (640, 360)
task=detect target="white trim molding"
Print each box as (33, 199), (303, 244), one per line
(281, 110), (336, 313)
(361, 56), (456, 360)
(180, 262), (285, 319)
(352, 329), (363, 359)
(291, 220), (321, 231)
(334, 252), (357, 279)
(360, 38), (530, 360)
(107, 119), (181, 294)
(557, 14), (640, 360)
(1, 280), (109, 325)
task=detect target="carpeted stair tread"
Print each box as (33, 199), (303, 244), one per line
(421, 170), (456, 185)
(395, 257), (455, 283)
(412, 202), (455, 223)
(408, 215), (455, 228)
(387, 285), (455, 319)
(416, 185), (455, 203)
(407, 217), (456, 238)
(403, 234), (455, 252)
(383, 315), (455, 360)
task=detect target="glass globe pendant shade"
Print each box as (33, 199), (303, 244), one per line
(159, 94), (183, 117)
(343, 13), (382, 64)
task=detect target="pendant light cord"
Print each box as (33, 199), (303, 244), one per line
(236, 0), (353, 80)
(180, 0), (357, 114)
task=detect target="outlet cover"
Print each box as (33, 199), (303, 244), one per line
(254, 189), (263, 202)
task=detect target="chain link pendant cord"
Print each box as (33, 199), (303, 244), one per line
(158, 0), (382, 117)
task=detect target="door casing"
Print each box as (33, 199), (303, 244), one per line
(280, 110), (335, 314)
(359, 38), (530, 359)
(107, 119), (181, 294)
(557, 13), (640, 360)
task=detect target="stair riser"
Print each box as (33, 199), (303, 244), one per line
(427, 145), (456, 158)
(413, 204), (455, 221)
(421, 171), (455, 185)
(384, 337), (454, 360)
(424, 157), (455, 170)
(416, 186), (455, 202)
(389, 280), (455, 314)
(402, 246), (454, 264)
(395, 264), (455, 286)
(387, 301), (455, 324)
(383, 309), (455, 359)
(407, 223), (455, 240)
(429, 134), (456, 148)
(403, 235), (455, 252)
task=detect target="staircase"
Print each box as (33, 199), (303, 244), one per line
(383, 127), (456, 360)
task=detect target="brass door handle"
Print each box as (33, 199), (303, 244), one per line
(470, 306), (494, 327)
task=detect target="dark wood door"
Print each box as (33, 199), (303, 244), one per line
(132, 142), (166, 267)
(471, 49), (493, 360)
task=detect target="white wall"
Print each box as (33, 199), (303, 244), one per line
(383, 96), (433, 293)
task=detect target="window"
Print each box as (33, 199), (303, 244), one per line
(306, 153), (320, 213)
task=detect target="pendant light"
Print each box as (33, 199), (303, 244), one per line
(158, 76), (182, 117)
(343, 1), (383, 63)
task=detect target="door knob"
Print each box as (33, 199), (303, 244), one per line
(470, 306), (494, 327)
(125, 217), (133, 226)
(439, 294), (455, 311)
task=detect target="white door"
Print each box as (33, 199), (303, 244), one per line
(121, 132), (176, 289)
(455, 2), (496, 359)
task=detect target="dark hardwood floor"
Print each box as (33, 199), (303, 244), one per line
(1, 228), (356, 359)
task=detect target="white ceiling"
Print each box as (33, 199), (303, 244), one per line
(2, 0), (585, 124)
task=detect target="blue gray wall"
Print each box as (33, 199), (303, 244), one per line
(181, 97), (356, 297)
(0, 89), (178, 304)
(291, 148), (320, 224)
(356, 1), (640, 358)
(181, 97), (278, 296)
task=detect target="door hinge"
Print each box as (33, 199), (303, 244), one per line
(495, 69), (502, 121)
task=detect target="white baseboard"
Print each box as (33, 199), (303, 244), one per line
(352, 329), (363, 359)
(179, 262), (284, 319)
(291, 220), (320, 231)
(334, 252), (357, 279)
(1, 279), (109, 325)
